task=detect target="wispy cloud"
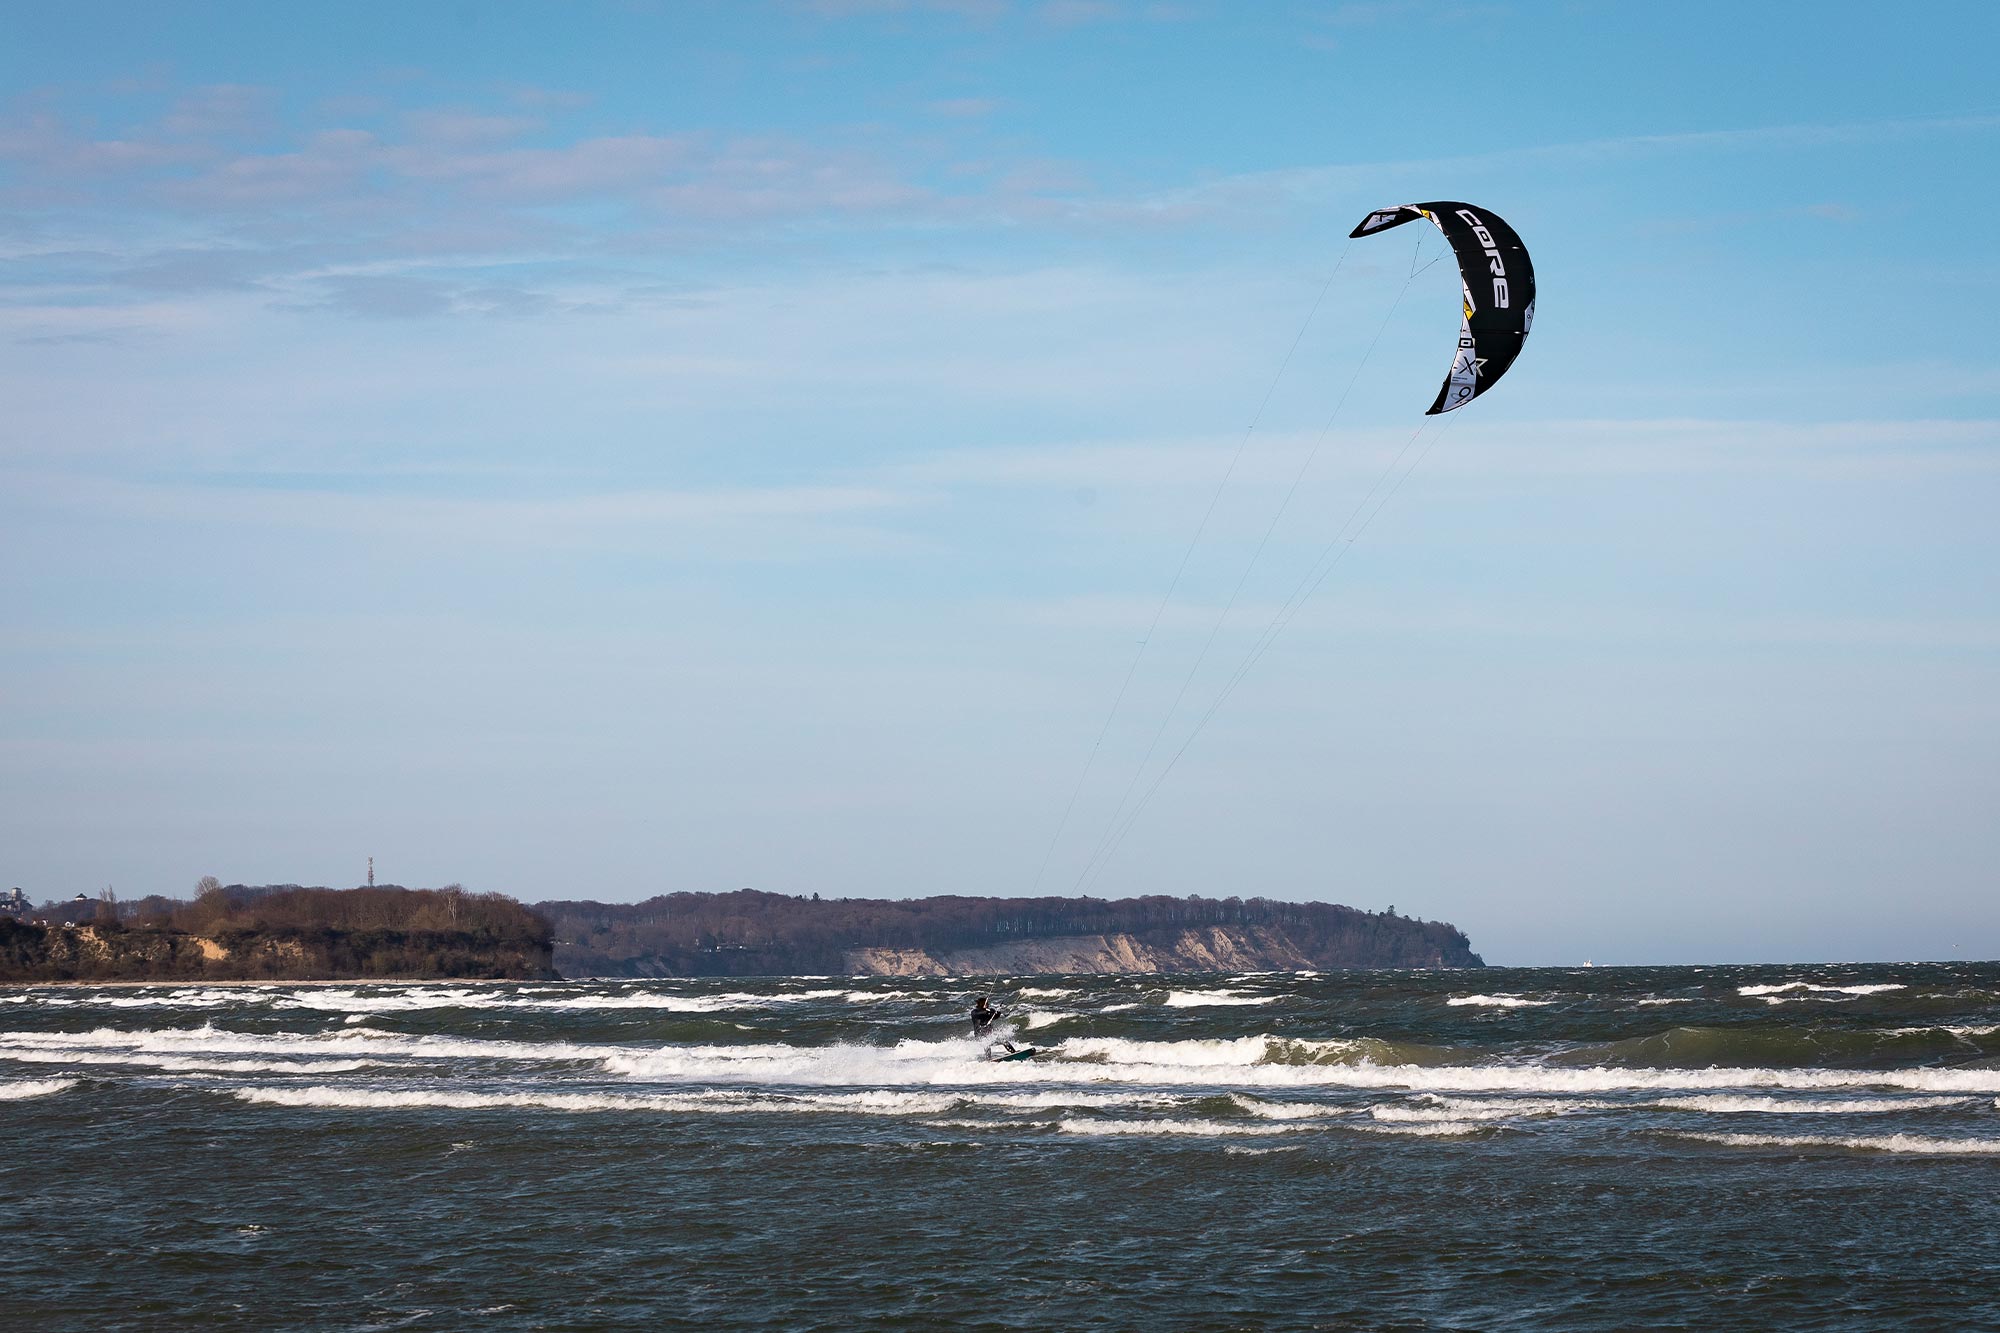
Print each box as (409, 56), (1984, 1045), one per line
(9, 469), (925, 557)
(1117, 111), (2000, 221)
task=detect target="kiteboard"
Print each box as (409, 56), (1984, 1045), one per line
(990, 1046), (1042, 1063)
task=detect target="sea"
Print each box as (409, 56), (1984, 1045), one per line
(4, 963), (1999, 1331)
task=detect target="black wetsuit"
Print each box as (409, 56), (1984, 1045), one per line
(970, 1004), (999, 1035)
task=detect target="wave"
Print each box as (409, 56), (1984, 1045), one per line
(231, 1083), (1169, 1117)
(1568, 1024), (1997, 1069)
(2, 1049), (386, 1075)
(1446, 995), (1553, 1008)
(601, 1030), (2000, 1095)
(234, 1086), (735, 1114)
(1652, 1094), (1975, 1115)
(1014, 988), (1075, 999)
(25, 1022), (2000, 1100)
(0, 1078), (75, 1100)
(0, 1024), (621, 1066)
(1737, 982), (1907, 1003)
(1055, 1117), (1298, 1137)
(1670, 1130), (2000, 1155)
(1227, 1094), (1346, 1121)
(1161, 990), (1276, 1008)
(1366, 1095), (1610, 1122)
(1349, 1121), (1488, 1137)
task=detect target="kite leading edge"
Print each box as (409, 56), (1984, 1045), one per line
(1350, 202), (1535, 415)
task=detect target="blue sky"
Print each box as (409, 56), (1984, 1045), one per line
(3, 0), (1996, 964)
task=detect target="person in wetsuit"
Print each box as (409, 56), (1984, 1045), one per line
(970, 995), (1017, 1054)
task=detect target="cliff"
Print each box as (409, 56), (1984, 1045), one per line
(844, 926), (1308, 976)
(541, 890), (1481, 977)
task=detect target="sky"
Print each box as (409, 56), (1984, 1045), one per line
(3, 0), (1996, 965)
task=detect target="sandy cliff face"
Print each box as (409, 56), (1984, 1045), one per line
(847, 926), (1344, 977)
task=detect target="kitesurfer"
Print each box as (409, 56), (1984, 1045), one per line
(970, 996), (1018, 1055)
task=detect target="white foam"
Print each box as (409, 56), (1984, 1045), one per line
(1349, 1120), (1486, 1137)
(235, 1086), (718, 1113)
(1367, 1096), (1605, 1122)
(1018, 1011), (1077, 1031)
(1015, 988), (1074, 998)
(1227, 1094), (1345, 1121)
(266, 987), (509, 1014)
(0, 1024), (620, 1065)
(0, 1078), (75, 1100)
(1879, 1024), (2000, 1039)
(231, 1084), (962, 1116)
(1161, 990), (1276, 1008)
(1737, 982), (1906, 1002)
(3, 1049), (384, 1075)
(522, 989), (847, 1012)
(1064, 1034), (1345, 1069)
(1634, 998), (1696, 1006)
(1673, 1130), (2000, 1155)
(1446, 994), (1553, 1008)
(1056, 1117), (1298, 1137)
(1653, 1094), (1974, 1115)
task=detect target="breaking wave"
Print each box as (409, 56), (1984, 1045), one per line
(1161, 990), (1277, 1008)
(1738, 982), (1908, 1003)
(0, 1077), (75, 1100)
(1056, 1118), (1298, 1137)
(1671, 1130), (2000, 1156)
(1350, 1121), (1489, 1137)
(1651, 1094), (1975, 1115)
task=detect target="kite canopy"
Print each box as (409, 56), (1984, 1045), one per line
(1350, 202), (1535, 415)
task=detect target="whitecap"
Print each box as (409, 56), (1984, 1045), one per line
(1446, 994), (1553, 1008)
(1672, 1130), (2000, 1155)
(1228, 1094), (1345, 1121)
(0, 1024), (623, 1066)
(1349, 1120), (1486, 1137)
(1653, 1094), (1973, 1115)
(1367, 1096), (1606, 1122)
(1737, 982), (1906, 1001)
(1055, 1118), (1298, 1137)
(1161, 990), (1276, 1008)
(3, 1049), (385, 1075)
(0, 1078), (75, 1101)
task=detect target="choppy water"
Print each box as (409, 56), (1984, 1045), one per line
(5, 964), (2000, 1330)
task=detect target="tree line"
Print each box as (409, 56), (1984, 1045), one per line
(535, 889), (1481, 976)
(2, 882), (554, 982)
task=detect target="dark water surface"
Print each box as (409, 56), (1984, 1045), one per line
(5, 964), (2000, 1330)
